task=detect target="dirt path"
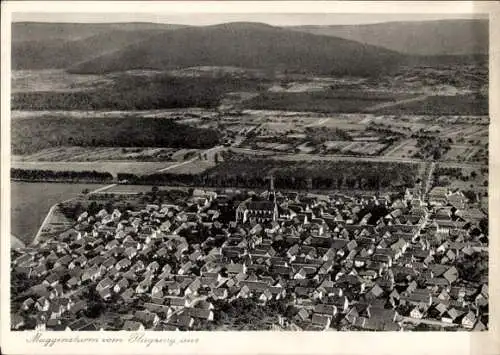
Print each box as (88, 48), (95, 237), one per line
(90, 184), (117, 193)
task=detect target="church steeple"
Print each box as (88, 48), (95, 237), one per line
(269, 175), (276, 202)
(270, 175), (278, 222)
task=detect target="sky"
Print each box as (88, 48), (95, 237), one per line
(12, 12), (487, 26)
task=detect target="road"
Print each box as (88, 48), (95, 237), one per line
(424, 162), (436, 194)
(157, 157), (199, 173)
(11, 234), (26, 249)
(91, 184), (117, 193)
(32, 196), (79, 245)
(305, 117), (329, 127)
(86, 145), (226, 193)
(33, 204), (58, 245)
(364, 95), (429, 112)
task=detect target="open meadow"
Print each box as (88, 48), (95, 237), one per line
(11, 181), (105, 244)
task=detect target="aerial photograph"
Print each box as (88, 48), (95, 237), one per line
(10, 12), (489, 332)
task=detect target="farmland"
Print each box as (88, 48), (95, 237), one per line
(11, 69), (112, 93)
(13, 147), (199, 163)
(11, 181), (105, 244)
(242, 91), (414, 113)
(373, 94), (488, 116)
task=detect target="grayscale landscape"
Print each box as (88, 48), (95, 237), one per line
(10, 15), (489, 332)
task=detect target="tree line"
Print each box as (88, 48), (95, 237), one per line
(11, 168), (113, 182)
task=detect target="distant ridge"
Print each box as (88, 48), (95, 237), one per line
(288, 19), (488, 56)
(12, 21), (188, 42)
(67, 22), (404, 77)
(11, 20), (488, 75)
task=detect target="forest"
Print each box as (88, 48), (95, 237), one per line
(12, 115), (222, 155)
(12, 74), (270, 111)
(117, 157), (420, 191)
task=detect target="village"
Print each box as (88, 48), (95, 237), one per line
(10, 178), (488, 332)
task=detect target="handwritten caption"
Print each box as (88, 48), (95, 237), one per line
(27, 332), (200, 348)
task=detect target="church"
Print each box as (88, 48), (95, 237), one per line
(236, 176), (279, 223)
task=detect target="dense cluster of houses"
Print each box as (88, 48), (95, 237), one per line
(11, 183), (488, 331)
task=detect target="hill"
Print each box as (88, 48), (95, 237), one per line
(12, 28), (180, 70)
(67, 22), (405, 77)
(12, 21), (187, 42)
(288, 19), (488, 56)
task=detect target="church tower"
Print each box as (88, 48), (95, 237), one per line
(269, 175), (276, 201)
(270, 175), (278, 221)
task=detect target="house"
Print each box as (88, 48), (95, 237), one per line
(123, 320), (145, 331)
(124, 247), (138, 259)
(188, 308), (214, 321)
(167, 314), (195, 329)
(226, 263), (247, 276)
(212, 288), (228, 300)
(21, 298), (35, 311)
(443, 266), (459, 284)
(134, 310), (160, 328)
(43, 273), (60, 287)
(35, 296), (50, 312)
(410, 306), (426, 319)
(11, 313), (25, 330)
(121, 288), (135, 302)
(96, 277), (114, 292)
(136, 279), (152, 294)
(461, 311), (476, 329)
(166, 296), (190, 309)
(367, 284), (384, 299)
(474, 320), (487, 331)
(311, 313), (331, 330)
(293, 308), (310, 323)
(327, 296), (349, 313)
(441, 308), (465, 323)
(113, 278), (129, 293)
(45, 318), (67, 331)
(102, 257), (117, 270)
(314, 304), (337, 317)
(70, 300), (86, 315)
(98, 287), (112, 300)
(66, 319), (96, 331)
(146, 261), (160, 272)
(81, 265), (101, 282)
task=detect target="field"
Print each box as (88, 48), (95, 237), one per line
(443, 146), (478, 161)
(11, 181), (105, 244)
(13, 146), (201, 163)
(11, 69), (112, 93)
(163, 160), (216, 174)
(242, 91), (411, 113)
(384, 139), (419, 158)
(373, 94), (488, 116)
(11, 161), (177, 177)
(433, 164), (488, 195)
(11, 73), (271, 111)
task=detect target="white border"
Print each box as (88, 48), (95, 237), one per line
(2, 2), (500, 355)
